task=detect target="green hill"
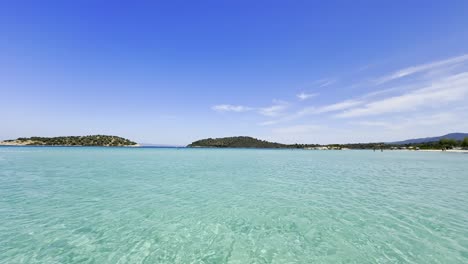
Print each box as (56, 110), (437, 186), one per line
(2, 135), (138, 146)
(187, 136), (317, 149)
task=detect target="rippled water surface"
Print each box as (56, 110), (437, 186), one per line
(1, 147), (467, 263)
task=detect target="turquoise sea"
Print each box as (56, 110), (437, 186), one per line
(0, 147), (467, 263)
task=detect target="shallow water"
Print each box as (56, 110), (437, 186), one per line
(0, 147), (467, 263)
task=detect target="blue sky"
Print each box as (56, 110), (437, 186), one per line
(1, 1), (468, 145)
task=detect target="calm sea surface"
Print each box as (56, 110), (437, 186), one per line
(0, 147), (467, 263)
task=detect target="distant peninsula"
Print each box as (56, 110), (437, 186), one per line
(0, 135), (138, 147)
(187, 136), (318, 149)
(188, 134), (468, 150)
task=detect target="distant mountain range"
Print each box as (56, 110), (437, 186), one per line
(390, 133), (468, 145)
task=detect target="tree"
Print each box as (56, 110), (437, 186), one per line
(462, 137), (468, 148)
(439, 138), (457, 147)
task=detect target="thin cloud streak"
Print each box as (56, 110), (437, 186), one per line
(259, 99), (364, 126)
(297, 92), (318, 101)
(375, 53), (468, 85)
(212, 104), (253, 112)
(350, 111), (464, 134)
(318, 79), (336, 87)
(212, 101), (288, 117)
(258, 103), (288, 117)
(312, 99), (364, 114)
(337, 72), (468, 118)
(272, 124), (324, 134)
(215, 53), (468, 138)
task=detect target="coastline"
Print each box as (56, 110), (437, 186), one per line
(416, 149), (468, 153)
(2, 144), (467, 152)
(0, 141), (141, 147)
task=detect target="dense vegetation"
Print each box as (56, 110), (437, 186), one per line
(188, 136), (468, 150)
(402, 137), (468, 150)
(188, 136), (319, 148)
(187, 137), (415, 150)
(188, 137), (285, 148)
(6, 135), (137, 146)
(334, 137), (468, 150)
(328, 143), (386, 149)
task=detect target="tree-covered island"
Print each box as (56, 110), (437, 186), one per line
(0, 135), (138, 147)
(188, 136), (319, 148)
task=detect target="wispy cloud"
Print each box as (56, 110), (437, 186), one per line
(212, 104), (253, 112)
(259, 120), (280, 126)
(312, 99), (364, 114)
(213, 53), (468, 141)
(258, 101), (288, 117)
(212, 101), (288, 117)
(375, 53), (468, 85)
(349, 111), (465, 136)
(298, 78), (336, 90)
(337, 72), (468, 118)
(259, 99), (364, 126)
(317, 78), (336, 87)
(266, 124), (331, 144)
(297, 92), (318, 101)
(272, 124), (324, 135)
(349, 120), (395, 129)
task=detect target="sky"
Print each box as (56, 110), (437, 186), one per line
(1, 1), (468, 145)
